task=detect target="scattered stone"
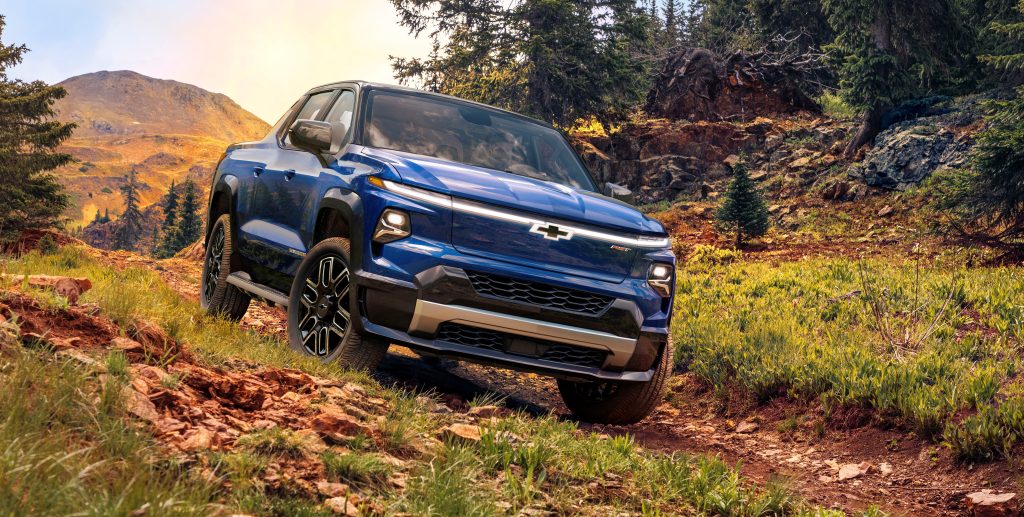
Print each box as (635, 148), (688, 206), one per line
(311, 405), (372, 442)
(111, 336), (145, 354)
(440, 423), (482, 444)
(179, 427), (215, 451)
(877, 205), (895, 217)
(789, 156), (813, 169)
(878, 462), (894, 476)
(735, 421), (758, 434)
(468, 405), (500, 418)
(837, 462), (872, 481)
(123, 385), (160, 423)
(724, 154), (741, 168)
(316, 481), (350, 498)
(965, 491), (1017, 517)
(324, 496), (360, 516)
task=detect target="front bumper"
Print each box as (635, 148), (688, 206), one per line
(353, 264), (669, 382)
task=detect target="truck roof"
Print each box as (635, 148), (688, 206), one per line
(305, 80), (555, 129)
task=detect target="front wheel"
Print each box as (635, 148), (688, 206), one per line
(286, 237), (389, 371)
(557, 337), (674, 425)
(200, 214), (250, 321)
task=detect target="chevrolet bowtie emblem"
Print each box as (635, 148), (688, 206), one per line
(530, 223), (573, 241)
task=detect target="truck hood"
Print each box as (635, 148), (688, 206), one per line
(361, 148), (665, 235)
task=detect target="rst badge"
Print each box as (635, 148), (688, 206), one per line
(529, 223), (573, 241)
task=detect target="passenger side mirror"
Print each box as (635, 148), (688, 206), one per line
(290, 119), (333, 152)
(604, 182), (635, 205)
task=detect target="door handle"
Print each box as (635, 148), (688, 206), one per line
(284, 169), (296, 180)
(253, 166), (264, 177)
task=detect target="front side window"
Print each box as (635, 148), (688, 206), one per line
(362, 91), (596, 191)
(324, 90), (356, 145)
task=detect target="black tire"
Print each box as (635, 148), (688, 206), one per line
(200, 214), (251, 321)
(286, 237), (389, 371)
(557, 337), (674, 425)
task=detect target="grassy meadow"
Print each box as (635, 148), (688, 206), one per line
(672, 245), (1024, 461)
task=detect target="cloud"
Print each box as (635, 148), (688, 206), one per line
(6, 0), (432, 122)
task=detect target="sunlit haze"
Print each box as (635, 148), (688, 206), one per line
(3, 0), (433, 123)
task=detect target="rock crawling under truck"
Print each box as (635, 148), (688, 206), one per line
(200, 81), (676, 424)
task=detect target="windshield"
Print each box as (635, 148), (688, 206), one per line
(362, 90), (597, 191)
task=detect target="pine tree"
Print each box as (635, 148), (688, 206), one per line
(681, 0), (705, 46)
(982, 0), (1024, 74)
(822, 0), (964, 155)
(0, 15), (74, 243)
(157, 180), (181, 258)
(175, 180), (202, 251)
(390, 0), (656, 127)
(663, 0), (680, 49)
(716, 160), (770, 248)
(931, 2), (1024, 247)
(112, 169), (144, 250)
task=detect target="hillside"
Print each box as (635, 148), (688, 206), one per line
(0, 238), (845, 516)
(53, 71), (270, 228)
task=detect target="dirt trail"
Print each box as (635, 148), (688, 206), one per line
(146, 253), (1016, 516)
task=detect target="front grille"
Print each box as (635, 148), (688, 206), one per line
(435, 322), (608, 369)
(466, 271), (614, 315)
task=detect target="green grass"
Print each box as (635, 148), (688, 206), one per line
(0, 245), (848, 514)
(0, 346), (217, 515)
(321, 450), (394, 488)
(672, 252), (1024, 460)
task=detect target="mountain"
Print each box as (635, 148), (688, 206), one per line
(53, 71), (270, 229)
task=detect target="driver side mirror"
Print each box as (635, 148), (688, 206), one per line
(290, 119), (334, 152)
(604, 182), (635, 205)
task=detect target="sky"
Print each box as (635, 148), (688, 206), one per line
(3, 0), (434, 123)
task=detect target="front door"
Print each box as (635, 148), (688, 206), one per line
(241, 90), (335, 281)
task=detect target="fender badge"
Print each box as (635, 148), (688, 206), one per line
(610, 245), (631, 252)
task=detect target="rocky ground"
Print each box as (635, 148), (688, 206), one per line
(120, 240), (1015, 516)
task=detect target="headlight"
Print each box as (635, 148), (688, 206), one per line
(373, 208), (411, 243)
(367, 176), (452, 207)
(648, 263), (673, 297)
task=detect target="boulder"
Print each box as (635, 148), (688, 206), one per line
(311, 405), (372, 442)
(965, 491), (1017, 517)
(440, 423), (482, 444)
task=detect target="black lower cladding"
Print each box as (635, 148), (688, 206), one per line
(435, 322), (609, 369)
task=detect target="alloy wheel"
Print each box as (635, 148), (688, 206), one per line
(203, 224), (225, 304)
(297, 255), (351, 356)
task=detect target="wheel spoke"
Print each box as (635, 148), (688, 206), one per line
(319, 257), (333, 288)
(318, 325), (330, 355)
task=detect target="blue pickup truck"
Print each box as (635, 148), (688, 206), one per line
(201, 82), (676, 424)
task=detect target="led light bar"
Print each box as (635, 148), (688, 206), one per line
(370, 177), (670, 249)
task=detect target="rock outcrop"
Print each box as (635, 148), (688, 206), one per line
(849, 95), (989, 190)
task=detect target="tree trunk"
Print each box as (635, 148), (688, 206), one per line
(845, 5), (893, 156)
(844, 105), (884, 157)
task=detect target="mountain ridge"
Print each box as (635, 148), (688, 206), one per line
(53, 70), (271, 232)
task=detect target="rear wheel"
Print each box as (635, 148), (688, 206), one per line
(286, 237), (389, 371)
(557, 337), (673, 425)
(200, 214), (250, 321)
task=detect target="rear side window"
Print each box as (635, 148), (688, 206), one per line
(284, 90), (335, 146)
